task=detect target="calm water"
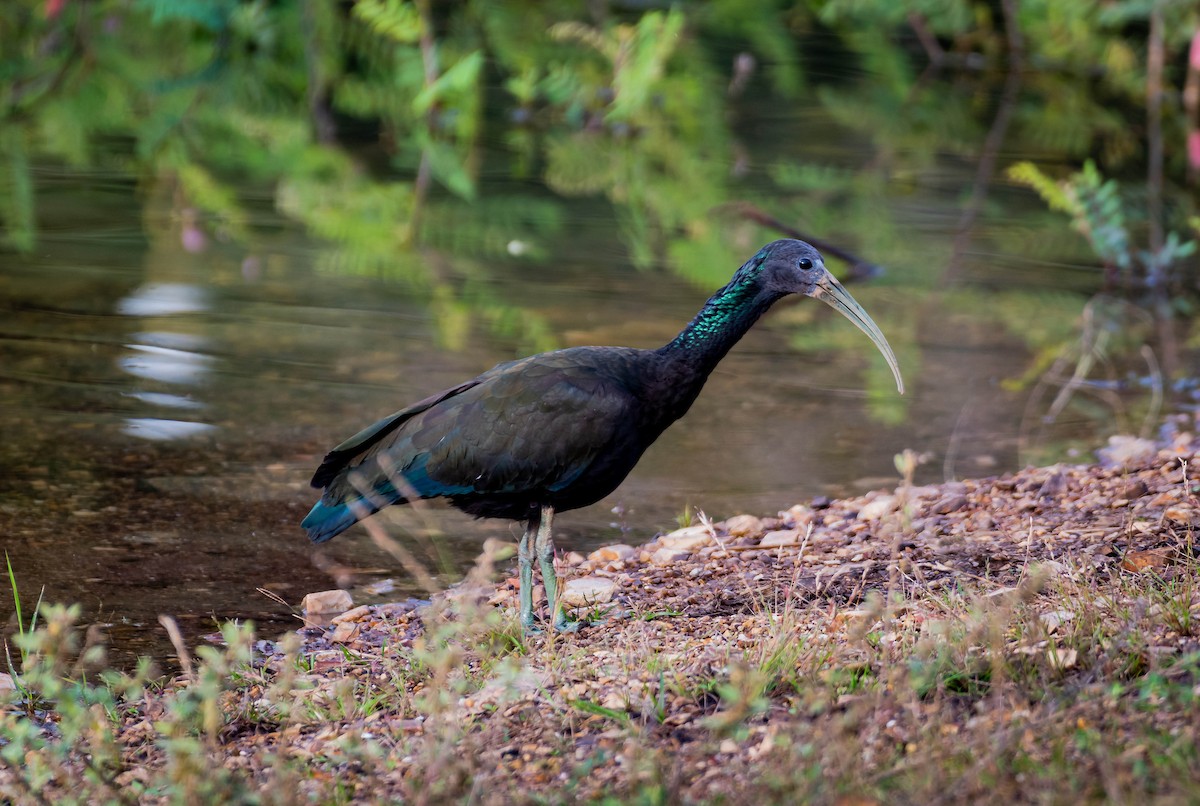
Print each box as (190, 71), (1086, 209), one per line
(1, 101), (1191, 664)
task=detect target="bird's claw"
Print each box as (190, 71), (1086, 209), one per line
(553, 615), (582, 633)
(520, 613), (585, 635)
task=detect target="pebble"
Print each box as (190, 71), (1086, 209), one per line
(857, 496), (897, 521)
(588, 544), (636, 563)
(658, 526), (713, 551)
(651, 548), (690, 565)
(932, 495), (968, 514)
(1121, 550), (1170, 572)
(331, 605), (372, 624)
(1164, 505), (1198, 526)
(302, 589), (354, 616)
(759, 530), (802, 548)
(329, 622), (360, 643)
(724, 514), (763, 537)
(561, 576), (617, 607)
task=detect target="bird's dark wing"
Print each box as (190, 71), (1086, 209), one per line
(371, 353), (639, 499)
(310, 377), (484, 489)
(303, 349), (644, 543)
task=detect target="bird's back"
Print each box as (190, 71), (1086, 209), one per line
(302, 346), (673, 541)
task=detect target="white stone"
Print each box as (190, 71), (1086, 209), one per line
(857, 496), (897, 521)
(561, 576), (617, 607)
(651, 548), (690, 565)
(724, 514), (763, 537)
(301, 589), (353, 615)
(658, 525), (713, 551)
(759, 529), (802, 547)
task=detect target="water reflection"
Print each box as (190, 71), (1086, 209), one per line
(119, 343), (213, 386)
(124, 391), (202, 410)
(121, 418), (216, 441)
(116, 283), (209, 317)
(116, 285), (215, 440)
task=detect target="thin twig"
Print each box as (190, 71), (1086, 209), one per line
(158, 615), (194, 682)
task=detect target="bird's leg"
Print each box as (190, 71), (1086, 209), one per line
(518, 513), (539, 634)
(534, 504), (580, 633)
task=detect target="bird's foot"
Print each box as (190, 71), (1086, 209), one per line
(519, 612), (585, 635)
(552, 613), (583, 633)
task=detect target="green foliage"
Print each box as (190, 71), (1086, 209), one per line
(1, 604), (152, 802)
(352, 0), (421, 44)
(699, 0), (805, 96)
(135, 0), (237, 30)
(0, 131), (34, 252)
(1, 0), (1198, 435)
(818, 0), (978, 36)
(1009, 159), (1197, 290)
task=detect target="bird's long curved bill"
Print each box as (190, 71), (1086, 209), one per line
(812, 274), (905, 394)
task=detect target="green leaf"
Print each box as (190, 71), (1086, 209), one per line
(353, 0), (421, 44)
(412, 51), (483, 115)
(421, 139), (475, 199)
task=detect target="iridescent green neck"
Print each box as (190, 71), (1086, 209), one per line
(661, 270), (780, 371)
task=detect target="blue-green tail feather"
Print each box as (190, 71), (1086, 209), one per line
(302, 456), (477, 543)
(301, 500), (364, 544)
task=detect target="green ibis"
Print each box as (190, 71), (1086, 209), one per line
(302, 240), (904, 632)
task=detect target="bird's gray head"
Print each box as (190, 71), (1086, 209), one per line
(751, 238), (905, 394)
(753, 239), (829, 296)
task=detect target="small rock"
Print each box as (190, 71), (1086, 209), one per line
(1118, 479), (1148, 500)
(858, 496), (897, 521)
(561, 576), (617, 607)
(1097, 436), (1157, 469)
(441, 584), (492, 608)
(362, 578), (397, 596)
(1039, 609), (1074, 632)
(331, 604), (372, 624)
(1039, 560), (1069, 575)
(1164, 506), (1198, 526)
(759, 529), (802, 547)
(601, 690), (627, 711)
(0, 672), (15, 692)
(329, 621), (360, 643)
(1037, 472), (1068, 500)
(659, 525), (713, 551)
(301, 589), (353, 616)
(931, 495), (968, 514)
(651, 548), (690, 565)
(724, 514), (763, 537)
(1148, 491), (1180, 507)
(1121, 550), (1170, 572)
(780, 505), (815, 530)
(1047, 647), (1077, 669)
(588, 544), (636, 563)
(565, 551), (586, 565)
(488, 586), (516, 607)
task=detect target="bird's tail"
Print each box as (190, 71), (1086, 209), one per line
(301, 498), (375, 544)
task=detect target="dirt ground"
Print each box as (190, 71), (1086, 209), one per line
(5, 424), (1200, 804)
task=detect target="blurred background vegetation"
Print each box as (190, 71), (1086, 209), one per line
(5, 0), (1199, 386)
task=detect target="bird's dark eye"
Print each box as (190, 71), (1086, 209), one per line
(797, 258), (813, 270)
